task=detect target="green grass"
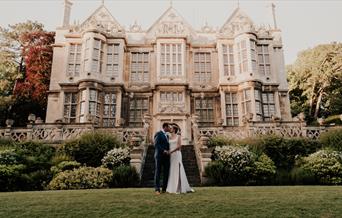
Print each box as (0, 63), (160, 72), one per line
(0, 186), (341, 218)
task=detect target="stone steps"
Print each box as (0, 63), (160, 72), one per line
(140, 145), (201, 187)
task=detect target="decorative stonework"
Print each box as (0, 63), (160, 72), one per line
(220, 8), (255, 37)
(158, 102), (186, 114)
(73, 6), (124, 35)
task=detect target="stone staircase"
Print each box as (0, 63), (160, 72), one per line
(140, 145), (201, 187)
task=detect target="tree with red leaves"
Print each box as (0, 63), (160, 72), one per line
(14, 31), (55, 106)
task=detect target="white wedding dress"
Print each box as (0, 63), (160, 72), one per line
(166, 135), (193, 194)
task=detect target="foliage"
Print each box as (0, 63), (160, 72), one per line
(207, 135), (232, 148)
(62, 131), (124, 167)
(111, 165), (140, 188)
(0, 138), (16, 148)
(50, 161), (81, 176)
(319, 128), (342, 151)
(207, 146), (253, 185)
(48, 167), (113, 190)
(248, 153), (276, 185)
(51, 152), (73, 166)
(0, 21), (48, 126)
(323, 115), (342, 125)
(0, 164), (26, 191)
(102, 147), (130, 169)
(287, 43), (342, 121)
(0, 149), (20, 165)
(260, 135), (320, 170)
(300, 149), (342, 185)
(15, 141), (55, 171)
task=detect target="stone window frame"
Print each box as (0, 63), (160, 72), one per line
(225, 92), (239, 126)
(128, 97), (149, 127)
(78, 89), (87, 123)
(222, 44), (235, 76)
(130, 51), (150, 83)
(195, 97), (215, 127)
(257, 44), (271, 75)
(92, 38), (104, 74)
(67, 43), (82, 77)
(237, 40), (248, 73)
(160, 91), (183, 103)
(254, 89), (263, 121)
(193, 52), (212, 83)
(262, 92), (276, 121)
(250, 39), (257, 73)
(102, 92), (117, 127)
(241, 88), (252, 115)
(88, 89), (101, 123)
(63, 92), (78, 123)
(157, 39), (185, 80)
(106, 43), (120, 77)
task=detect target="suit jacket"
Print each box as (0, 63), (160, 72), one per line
(154, 130), (170, 159)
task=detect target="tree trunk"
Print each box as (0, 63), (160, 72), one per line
(314, 90), (323, 119)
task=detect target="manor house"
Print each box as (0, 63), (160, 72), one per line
(46, 1), (292, 144)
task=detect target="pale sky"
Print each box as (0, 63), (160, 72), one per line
(0, 0), (341, 65)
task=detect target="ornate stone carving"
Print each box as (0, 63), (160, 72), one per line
(158, 102), (186, 114)
(157, 21), (185, 35)
(129, 20), (142, 32)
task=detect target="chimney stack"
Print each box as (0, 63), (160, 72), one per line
(62, 0), (73, 27)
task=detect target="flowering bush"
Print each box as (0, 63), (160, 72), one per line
(213, 145), (253, 169)
(0, 149), (20, 165)
(206, 146), (253, 185)
(48, 167), (113, 190)
(101, 147), (130, 169)
(300, 149), (342, 185)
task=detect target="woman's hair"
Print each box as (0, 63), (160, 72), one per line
(170, 123), (181, 135)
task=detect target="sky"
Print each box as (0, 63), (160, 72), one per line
(0, 0), (341, 65)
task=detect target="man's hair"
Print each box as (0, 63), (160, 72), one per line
(162, 122), (169, 129)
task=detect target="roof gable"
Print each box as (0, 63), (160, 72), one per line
(220, 8), (255, 37)
(146, 6), (196, 39)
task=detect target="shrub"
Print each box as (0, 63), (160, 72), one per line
(289, 167), (316, 185)
(15, 141), (55, 171)
(300, 149), (342, 185)
(0, 149), (20, 165)
(48, 166), (113, 190)
(51, 152), (73, 166)
(207, 146), (253, 185)
(102, 147), (130, 169)
(111, 165), (140, 187)
(51, 161), (81, 176)
(319, 128), (342, 151)
(207, 136), (232, 148)
(248, 153), (276, 185)
(0, 164), (26, 191)
(324, 115), (342, 125)
(62, 131), (123, 167)
(0, 138), (16, 148)
(261, 135), (320, 170)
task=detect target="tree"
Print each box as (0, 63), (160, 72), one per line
(0, 21), (54, 126)
(288, 43), (342, 122)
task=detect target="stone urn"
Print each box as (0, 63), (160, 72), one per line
(317, 118), (324, 126)
(130, 136), (142, 148)
(5, 119), (14, 128)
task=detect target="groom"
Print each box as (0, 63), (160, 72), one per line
(154, 122), (170, 195)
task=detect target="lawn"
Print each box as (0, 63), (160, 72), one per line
(0, 186), (341, 218)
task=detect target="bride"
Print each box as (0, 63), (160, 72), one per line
(166, 123), (194, 194)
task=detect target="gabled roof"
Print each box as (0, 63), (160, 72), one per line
(220, 7), (254, 34)
(146, 6), (196, 38)
(80, 4), (124, 33)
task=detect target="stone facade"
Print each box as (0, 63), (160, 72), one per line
(46, 2), (292, 144)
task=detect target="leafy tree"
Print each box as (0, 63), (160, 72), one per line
(287, 43), (342, 122)
(0, 21), (54, 126)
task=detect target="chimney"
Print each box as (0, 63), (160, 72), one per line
(62, 0), (73, 27)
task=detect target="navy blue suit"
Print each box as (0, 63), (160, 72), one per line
(154, 130), (170, 192)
